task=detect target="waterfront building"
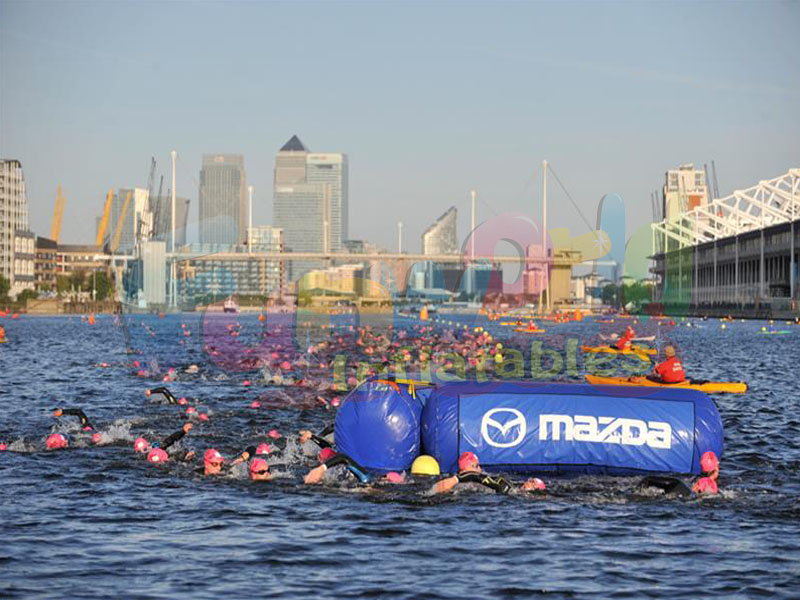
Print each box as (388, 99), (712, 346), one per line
(13, 231), (35, 294)
(34, 237), (59, 292)
(0, 159), (33, 295)
(652, 168), (799, 313)
(663, 164), (709, 222)
(273, 135), (349, 281)
(56, 245), (106, 277)
(199, 155), (247, 246)
(421, 207), (458, 255)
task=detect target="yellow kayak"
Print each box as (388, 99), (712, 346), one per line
(580, 344), (656, 361)
(585, 374), (748, 394)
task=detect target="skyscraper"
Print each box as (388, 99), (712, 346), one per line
(421, 206), (458, 255)
(199, 154), (247, 246)
(150, 195), (190, 249)
(273, 136), (348, 281)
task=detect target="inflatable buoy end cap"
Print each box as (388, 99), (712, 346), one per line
(411, 455), (440, 476)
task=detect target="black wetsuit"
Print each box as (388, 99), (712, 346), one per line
(637, 475), (692, 498)
(308, 424), (334, 449)
(156, 427), (192, 460)
(323, 452), (370, 483)
(456, 471), (514, 494)
(56, 408), (94, 430)
(148, 387), (180, 404)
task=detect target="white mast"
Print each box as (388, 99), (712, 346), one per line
(248, 185), (253, 254)
(170, 150), (177, 308)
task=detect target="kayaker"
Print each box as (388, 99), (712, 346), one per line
(649, 345), (686, 383)
(614, 325), (635, 350)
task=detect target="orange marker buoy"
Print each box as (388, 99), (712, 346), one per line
(258, 313), (266, 322)
(88, 312), (95, 325)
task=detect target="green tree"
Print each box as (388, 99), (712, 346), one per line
(56, 275), (72, 296)
(93, 271), (113, 301)
(17, 289), (38, 305)
(69, 270), (87, 292)
(0, 275), (10, 299)
(601, 284), (620, 307)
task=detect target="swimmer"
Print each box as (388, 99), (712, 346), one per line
(613, 325), (636, 351)
(145, 386), (180, 404)
(304, 451), (371, 484)
(298, 424), (334, 450)
(432, 452), (545, 495)
(52, 407), (95, 431)
(636, 475), (692, 498)
(229, 443), (272, 465)
(200, 448), (225, 476)
(249, 458), (272, 481)
(692, 451), (720, 495)
(143, 423), (194, 463)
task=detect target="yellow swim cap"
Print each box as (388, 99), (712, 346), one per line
(411, 455), (440, 476)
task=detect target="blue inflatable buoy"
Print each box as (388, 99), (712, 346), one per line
(421, 381), (722, 476)
(334, 379), (431, 473)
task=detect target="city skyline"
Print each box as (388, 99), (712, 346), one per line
(2, 1), (798, 253)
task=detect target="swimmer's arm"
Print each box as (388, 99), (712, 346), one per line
(231, 445), (258, 465)
(161, 423), (192, 450)
(148, 387), (178, 404)
(432, 475), (460, 494)
(53, 408), (93, 429)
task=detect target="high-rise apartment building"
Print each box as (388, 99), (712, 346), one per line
(421, 206), (458, 255)
(273, 136), (348, 281)
(663, 164), (709, 222)
(199, 154), (247, 246)
(0, 159), (34, 295)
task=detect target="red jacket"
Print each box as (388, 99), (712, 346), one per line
(654, 356), (686, 383)
(615, 329), (635, 350)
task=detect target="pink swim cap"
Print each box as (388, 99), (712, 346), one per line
(250, 401), (261, 409)
(134, 437), (149, 452)
(530, 478), (546, 491)
(46, 433), (68, 450)
(318, 447), (336, 462)
(250, 458), (269, 474)
(91, 432), (102, 444)
(243, 380), (251, 386)
(83, 426), (93, 431)
(700, 451), (719, 473)
(186, 406), (197, 415)
(255, 443), (271, 455)
(386, 471), (404, 484)
(147, 448), (168, 463)
(267, 429), (281, 439)
(458, 451), (479, 472)
(280, 361), (291, 370)
(178, 397), (188, 406)
(204, 448), (224, 465)
(330, 397), (341, 408)
(0, 443), (7, 451)
(695, 476), (719, 494)
(199, 413), (209, 421)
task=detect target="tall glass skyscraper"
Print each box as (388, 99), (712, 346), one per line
(273, 136), (348, 282)
(421, 206), (458, 255)
(199, 154), (247, 246)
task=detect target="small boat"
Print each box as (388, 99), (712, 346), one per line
(580, 344), (655, 362)
(514, 327), (546, 333)
(585, 374), (748, 394)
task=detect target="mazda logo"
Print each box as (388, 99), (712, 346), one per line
(481, 408), (527, 448)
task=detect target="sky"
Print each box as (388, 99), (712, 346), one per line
(1, 0), (798, 254)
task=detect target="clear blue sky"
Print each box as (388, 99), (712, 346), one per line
(1, 0), (798, 252)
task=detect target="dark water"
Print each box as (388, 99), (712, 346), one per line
(2, 312), (799, 599)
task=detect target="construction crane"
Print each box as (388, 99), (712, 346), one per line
(110, 190), (132, 253)
(151, 174), (164, 240)
(137, 157), (157, 242)
(50, 185), (66, 242)
(95, 188), (114, 247)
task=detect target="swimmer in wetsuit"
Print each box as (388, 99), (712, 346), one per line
(298, 425), (334, 450)
(52, 408), (95, 430)
(143, 423), (195, 463)
(636, 451), (720, 498)
(145, 386), (181, 404)
(304, 451), (371, 484)
(432, 452), (546, 495)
